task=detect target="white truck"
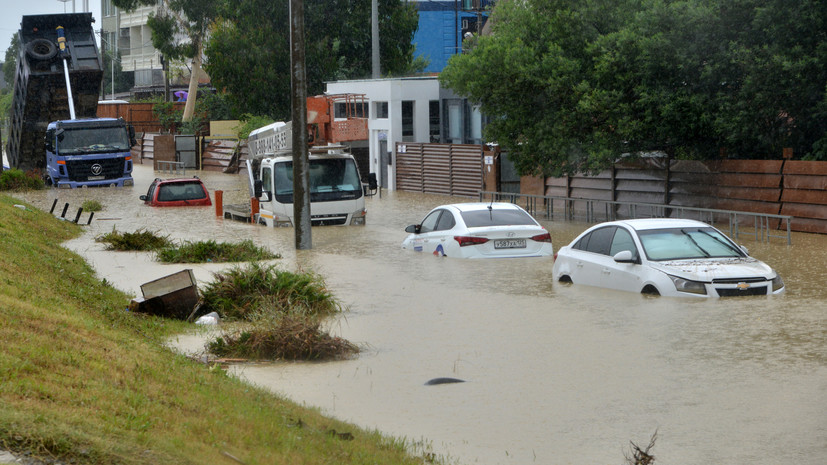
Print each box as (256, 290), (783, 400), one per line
(241, 121), (368, 226)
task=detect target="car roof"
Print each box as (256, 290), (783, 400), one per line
(605, 218), (711, 231)
(440, 202), (523, 212)
(154, 177), (204, 184)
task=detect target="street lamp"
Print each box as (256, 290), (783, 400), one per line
(56, 0), (72, 14)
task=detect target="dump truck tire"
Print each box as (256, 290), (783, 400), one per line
(26, 39), (58, 61)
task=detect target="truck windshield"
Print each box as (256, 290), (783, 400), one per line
(273, 158), (362, 203)
(58, 127), (131, 155)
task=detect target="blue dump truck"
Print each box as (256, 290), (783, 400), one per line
(5, 13), (135, 188)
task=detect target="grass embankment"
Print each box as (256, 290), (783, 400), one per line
(0, 195), (433, 465)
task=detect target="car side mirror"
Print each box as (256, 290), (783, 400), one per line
(613, 250), (635, 263)
(139, 195), (147, 201)
(740, 245), (749, 256)
(405, 224), (420, 234)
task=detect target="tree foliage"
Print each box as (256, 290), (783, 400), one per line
(440, 0), (827, 176)
(2, 34), (19, 93)
(113, 0), (221, 121)
(204, 0), (420, 121)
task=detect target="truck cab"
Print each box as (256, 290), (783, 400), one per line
(45, 118), (135, 188)
(252, 150), (367, 226)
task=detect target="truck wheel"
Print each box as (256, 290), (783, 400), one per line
(26, 39), (58, 61)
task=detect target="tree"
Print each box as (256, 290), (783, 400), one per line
(101, 50), (134, 98)
(113, 0), (220, 122)
(440, 0), (641, 176)
(2, 34), (20, 93)
(204, 0), (420, 121)
(440, 0), (827, 176)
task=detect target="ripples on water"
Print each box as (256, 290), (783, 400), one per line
(13, 163), (827, 465)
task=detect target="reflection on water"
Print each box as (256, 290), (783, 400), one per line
(13, 163), (827, 465)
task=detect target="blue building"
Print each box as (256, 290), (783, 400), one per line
(412, 1), (492, 73)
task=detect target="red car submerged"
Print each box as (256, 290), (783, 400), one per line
(140, 177), (212, 207)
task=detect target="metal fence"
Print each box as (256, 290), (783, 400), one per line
(480, 191), (793, 244)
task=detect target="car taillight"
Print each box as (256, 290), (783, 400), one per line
(531, 232), (551, 243)
(454, 236), (489, 247)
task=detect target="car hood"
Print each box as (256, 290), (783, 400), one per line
(649, 257), (775, 281)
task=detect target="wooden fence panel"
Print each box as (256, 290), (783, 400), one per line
(395, 143), (483, 197)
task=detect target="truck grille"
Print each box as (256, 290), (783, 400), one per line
(311, 214), (348, 226)
(65, 157), (126, 181)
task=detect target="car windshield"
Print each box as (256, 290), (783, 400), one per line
(460, 208), (537, 228)
(637, 227), (745, 261)
(273, 158), (362, 202)
(58, 126), (131, 155)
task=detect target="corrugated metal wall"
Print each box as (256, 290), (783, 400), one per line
(395, 143), (483, 197)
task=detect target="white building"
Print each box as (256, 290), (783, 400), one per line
(100, 0), (163, 88)
(326, 77), (441, 191)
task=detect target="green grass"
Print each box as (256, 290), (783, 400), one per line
(0, 194), (437, 465)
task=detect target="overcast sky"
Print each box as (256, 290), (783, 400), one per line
(1, 0), (102, 60)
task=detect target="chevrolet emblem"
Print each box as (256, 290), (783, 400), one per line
(736, 282), (751, 290)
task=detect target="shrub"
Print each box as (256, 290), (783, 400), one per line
(200, 262), (339, 321)
(156, 239), (279, 263)
(95, 228), (173, 251)
(0, 168), (45, 191)
(81, 199), (103, 212)
(207, 312), (359, 361)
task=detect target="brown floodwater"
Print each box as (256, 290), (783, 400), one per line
(13, 163), (827, 465)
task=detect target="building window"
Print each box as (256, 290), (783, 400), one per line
(469, 105), (482, 144)
(429, 100), (440, 142)
(402, 100), (414, 141)
(334, 101), (368, 118)
(447, 103), (462, 143)
(103, 0), (114, 17)
(374, 101), (388, 119)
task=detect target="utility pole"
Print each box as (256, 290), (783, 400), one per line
(371, 0), (379, 78)
(290, 0), (312, 249)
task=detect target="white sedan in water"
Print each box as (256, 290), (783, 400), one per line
(401, 202), (554, 258)
(552, 218), (785, 297)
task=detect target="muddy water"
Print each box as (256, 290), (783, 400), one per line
(13, 163), (827, 465)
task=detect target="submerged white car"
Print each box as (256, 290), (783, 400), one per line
(552, 218), (784, 297)
(401, 202), (554, 258)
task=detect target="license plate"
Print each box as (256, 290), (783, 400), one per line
(88, 176), (105, 180)
(494, 239), (526, 249)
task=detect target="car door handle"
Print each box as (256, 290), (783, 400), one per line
(601, 268), (611, 275)
(576, 262), (584, 268)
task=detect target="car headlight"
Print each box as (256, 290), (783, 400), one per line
(668, 275), (707, 295)
(771, 273), (784, 292)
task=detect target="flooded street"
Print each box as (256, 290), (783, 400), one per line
(14, 162), (827, 465)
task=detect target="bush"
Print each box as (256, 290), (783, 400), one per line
(95, 228), (173, 251)
(0, 168), (45, 191)
(207, 312), (359, 361)
(81, 199), (104, 212)
(200, 262), (339, 321)
(156, 239), (279, 263)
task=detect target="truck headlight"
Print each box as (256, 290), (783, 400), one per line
(668, 275), (707, 295)
(350, 209), (366, 225)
